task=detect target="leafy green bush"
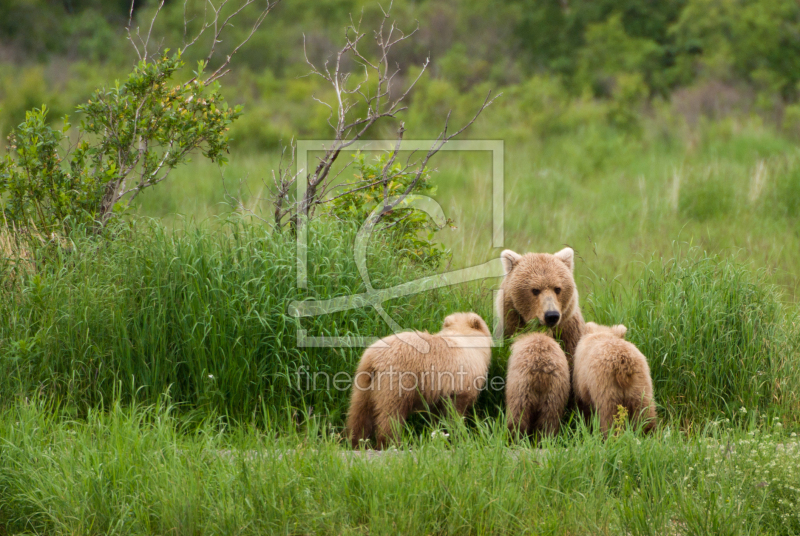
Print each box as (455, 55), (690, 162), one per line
(0, 52), (240, 233)
(576, 14), (661, 98)
(329, 152), (452, 268)
(672, 0), (800, 103)
(0, 107), (101, 231)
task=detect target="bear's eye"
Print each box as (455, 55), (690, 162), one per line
(532, 289), (541, 296)
(554, 287), (562, 295)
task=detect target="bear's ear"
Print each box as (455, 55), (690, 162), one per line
(584, 321), (599, 334)
(553, 247), (574, 272)
(500, 250), (522, 275)
(470, 316), (484, 332)
(611, 324), (628, 338)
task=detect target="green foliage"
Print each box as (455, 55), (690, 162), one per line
(0, 52), (240, 232)
(577, 14), (662, 97)
(679, 170), (736, 220)
(1, 401), (800, 534)
(671, 0), (800, 102)
(6, 0), (800, 109)
(329, 152), (452, 267)
(7, 0), (800, 153)
(606, 73), (649, 131)
(0, 219), (471, 423)
(1, 218), (798, 429)
(586, 250), (800, 423)
(0, 107), (101, 231)
(514, 0), (686, 94)
(0, 0), (131, 61)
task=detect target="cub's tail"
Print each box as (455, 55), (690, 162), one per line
(611, 351), (637, 389)
(526, 352), (561, 393)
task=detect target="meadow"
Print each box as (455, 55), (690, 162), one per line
(138, 112), (800, 299)
(2, 95), (800, 532)
(3, 115), (800, 532)
(0, 399), (799, 535)
(4, 0), (800, 532)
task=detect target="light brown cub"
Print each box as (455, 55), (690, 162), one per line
(346, 312), (492, 449)
(573, 322), (657, 435)
(497, 247), (585, 360)
(506, 333), (570, 437)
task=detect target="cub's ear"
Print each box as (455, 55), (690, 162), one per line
(470, 316), (485, 332)
(553, 247), (574, 272)
(584, 321), (599, 334)
(611, 324), (628, 338)
(500, 250), (522, 275)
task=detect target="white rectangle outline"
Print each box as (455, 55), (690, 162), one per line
(294, 139), (504, 347)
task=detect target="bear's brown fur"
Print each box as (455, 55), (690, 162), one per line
(573, 322), (657, 435)
(505, 333), (571, 437)
(496, 247), (585, 360)
(346, 312), (492, 449)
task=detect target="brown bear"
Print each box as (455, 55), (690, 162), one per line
(346, 312), (492, 449)
(505, 333), (571, 437)
(496, 247), (585, 360)
(573, 322), (657, 436)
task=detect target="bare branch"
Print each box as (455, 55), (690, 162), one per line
(372, 91), (499, 226)
(182, 0), (211, 51)
(322, 175), (397, 204)
(270, 142), (302, 227)
(204, 0), (281, 84)
(143, 0), (166, 60)
(222, 2), (498, 232)
(380, 123), (405, 206)
(127, 0), (142, 61)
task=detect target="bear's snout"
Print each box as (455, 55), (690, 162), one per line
(544, 310), (560, 327)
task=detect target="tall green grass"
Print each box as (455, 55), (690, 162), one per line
(586, 250), (800, 425)
(1, 220), (798, 428)
(0, 218), (492, 424)
(0, 399), (798, 535)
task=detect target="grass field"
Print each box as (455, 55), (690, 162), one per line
(137, 115), (800, 300)
(1, 400), (799, 535)
(5, 0), (800, 531)
(3, 106), (800, 533)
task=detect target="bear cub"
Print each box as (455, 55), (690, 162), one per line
(346, 312), (492, 449)
(573, 322), (657, 435)
(505, 333), (570, 437)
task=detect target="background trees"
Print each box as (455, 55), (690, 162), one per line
(4, 0), (800, 142)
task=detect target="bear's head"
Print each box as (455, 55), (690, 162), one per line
(441, 312), (491, 337)
(584, 322), (627, 339)
(500, 247), (578, 329)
